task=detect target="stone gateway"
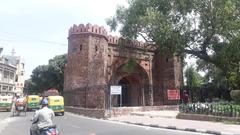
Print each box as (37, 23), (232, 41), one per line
(64, 23), (183, 116)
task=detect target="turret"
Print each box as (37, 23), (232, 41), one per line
(64, 23), (109, 108)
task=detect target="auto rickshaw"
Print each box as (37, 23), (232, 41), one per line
(0, 95), (13, 112)
(27, 95), (41, 111)
(47, 96), (64, 115)
(13, 97), (27, 116)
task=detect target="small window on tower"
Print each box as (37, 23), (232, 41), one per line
(95, 46), (98, 52)
(80, 44), (82, 51)
(166, 58), (169, 62)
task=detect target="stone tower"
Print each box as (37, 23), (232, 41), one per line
(64, 24), (108, 108)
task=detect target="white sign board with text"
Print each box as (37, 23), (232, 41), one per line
(110, 85), (122, 95)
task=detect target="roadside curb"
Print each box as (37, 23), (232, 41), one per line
(110, 119), (239, 135)
(67, 112), (239, 135)
(130, 112), (177, 119)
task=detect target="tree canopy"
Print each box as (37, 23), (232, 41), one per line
(107, 0), (240, 89)
(184, 65), (203, 101)
(185, 65), (203, 88)
(24, 54), (67, 94)
(196, 59), (231, 100)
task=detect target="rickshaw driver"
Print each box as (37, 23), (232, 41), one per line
(16, 96), (25, 102)
(14, 94), (26, 112)
(30, 98), (55, 135)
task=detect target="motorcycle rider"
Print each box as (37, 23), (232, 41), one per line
(30, 98), (55, 135)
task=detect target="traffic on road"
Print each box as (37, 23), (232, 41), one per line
(0, 111), (210, 135)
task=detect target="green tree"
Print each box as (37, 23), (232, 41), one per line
(196, 59), (228, 89)
(107, 0), (240, 88)
(24, 79), (37, 94)
(24, 54), (67, 94)
(185, 65), (203, 101)
(196, 59), (230, 100)
(48, 54), (67, 92)
(218, 41), (240, 89)
(185, 66), (203, 88)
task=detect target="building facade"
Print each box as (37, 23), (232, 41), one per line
(64, 23), (183, 110)
(0, 49), (17, 96)
(0, 48), (25, 96)
(4, 54), (25, 94)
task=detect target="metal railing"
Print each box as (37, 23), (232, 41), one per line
(179, 102), (240, 117)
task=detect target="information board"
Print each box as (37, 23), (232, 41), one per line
(167, 89), (180, 100)
(110, 85), (122, 95)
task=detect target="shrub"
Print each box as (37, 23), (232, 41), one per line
(230, 90), (240, 102)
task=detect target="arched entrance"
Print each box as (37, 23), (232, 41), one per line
(118, 77), (130, 106)
(111, 60), (149, 107)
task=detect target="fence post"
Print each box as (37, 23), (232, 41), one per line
(210, 104), (213, 115)
(193, 104), (195, 113)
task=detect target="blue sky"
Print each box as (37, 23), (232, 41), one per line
(0, 0), (126, 79)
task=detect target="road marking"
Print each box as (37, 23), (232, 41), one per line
(68, 124), (81, 129)
(0, 117), (18, 133)
(144, 126), (151, 130)
(66, 112), (208, 135)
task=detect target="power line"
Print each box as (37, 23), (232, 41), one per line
(0, 31), (67, 46)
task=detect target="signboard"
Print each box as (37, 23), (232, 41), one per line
(167, 89), (180, 100)
(110, 86), (122, 95)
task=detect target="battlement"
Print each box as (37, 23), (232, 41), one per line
(108, 35), (156, 51)
(108, 35), (119, 44)
(69, 23), (157, 51)
(69, 23), (108, 39)
(108, 35), (145, 46)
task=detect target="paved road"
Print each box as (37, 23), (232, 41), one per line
(0, 111), (209, 135)
(0, 111), (12, 120)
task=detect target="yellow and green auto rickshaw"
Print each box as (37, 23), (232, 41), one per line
(0, 95), (13, 112)
(47, 96), (64, 115)
(27, 95), (41, 110)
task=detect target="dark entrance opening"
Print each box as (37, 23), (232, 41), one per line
(118, 78), (130, 106)
(111, 62), (150, 107)
(117, 75), (144, 106)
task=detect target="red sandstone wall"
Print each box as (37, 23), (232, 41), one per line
(153, 53), (182, 105)
(64, 34), (90, 90)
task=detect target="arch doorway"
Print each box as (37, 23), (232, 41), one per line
(112, 60), (150, 107)
(118, 75), (144, 106)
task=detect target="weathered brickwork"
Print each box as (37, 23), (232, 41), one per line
(64, 23), (183, 111)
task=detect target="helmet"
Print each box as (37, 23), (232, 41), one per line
(41, 98), (48, 105)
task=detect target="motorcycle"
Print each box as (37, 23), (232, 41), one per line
(38, 125), (59, 135)
(31, 120), (60, 135)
